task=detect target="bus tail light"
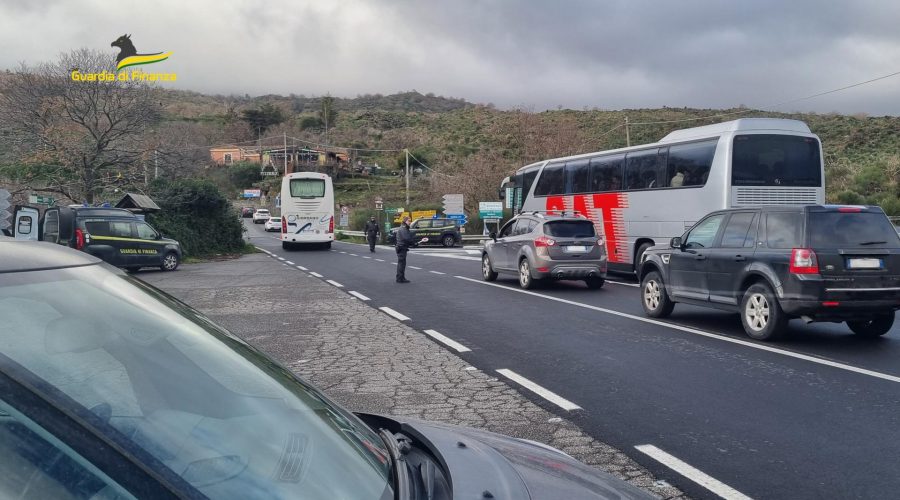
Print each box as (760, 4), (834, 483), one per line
(74, 228), (85, 250)
(328, 216), (334, 234)
(789, 248), (819, 274)
(281, 216), (287, 234)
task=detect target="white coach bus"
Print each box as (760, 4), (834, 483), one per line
(280, 171), (335, 250)
(500, 118), (825, 273)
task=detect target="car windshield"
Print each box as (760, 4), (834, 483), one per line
(0, 266), (391, 500)
(809, 211), (900, 249)
(543, 220), (596, 238)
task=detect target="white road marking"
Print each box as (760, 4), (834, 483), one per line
(635, 445), (752, 500)
(379, 307), (410, 321)
(418, 253), (481, 262)
(309, 272), (324, 278)
(409, 266), (422, 270)
(456, 276), (900, 385)
(348, 291), (370, 301)
(607, 280), (640, 288)
(296, 265), (307, 271)
(340, 251), (347, 254)
(325, 280), (344, 288)
(349, 253), (359, 257)
(277, 257), (285, 261)
(430, 270), (446, 275)
(363, 256), (372, 259)
(285, 260), (295, 265)
(496, 369), (581, 411)
(255, 247), (272, 254)
(465, 249), (482, 255)
(376, 259), (385, 262)
(423, 329), (471, 352)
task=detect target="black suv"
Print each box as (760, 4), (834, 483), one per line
(388, 217), (462, 247)
(639, 205), (900, 340)
(36, 206), (183, 272)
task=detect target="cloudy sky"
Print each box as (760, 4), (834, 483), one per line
(2, 0), (900, 115)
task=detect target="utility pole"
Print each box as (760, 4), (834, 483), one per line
(405, 148), (410, 206)
(154, 149), (159, 179)
(283, 132), (288, 174)
(625, 116), (631, 147)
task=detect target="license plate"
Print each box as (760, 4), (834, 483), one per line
(847, 257), (883, 269)
(564, 245), (587, 253)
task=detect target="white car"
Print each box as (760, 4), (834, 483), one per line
(264, 217), (281, 232)
(252, 209), (270, 224)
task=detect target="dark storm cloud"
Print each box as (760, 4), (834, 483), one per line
(1, 0), (898, 114)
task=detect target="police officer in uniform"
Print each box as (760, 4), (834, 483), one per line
(364, 216), (380, 252)
(395, 216), (427, 283)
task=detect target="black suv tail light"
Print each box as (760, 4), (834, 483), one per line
(789, 248), (819, 274)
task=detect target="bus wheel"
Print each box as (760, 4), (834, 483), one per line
(322, 242), (332, 250)
(282, 242), (296, 251)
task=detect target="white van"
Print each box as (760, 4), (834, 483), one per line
(280, 172), (334, 250)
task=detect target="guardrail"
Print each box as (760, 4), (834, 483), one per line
(335, 229), (489, 244)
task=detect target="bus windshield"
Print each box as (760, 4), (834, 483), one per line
(290, 178), (326, 197)
(732, 134), (821, 187)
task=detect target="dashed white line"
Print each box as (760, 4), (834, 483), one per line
(349, 253), (359, 257)
(285, 260), (295, 265)
(339, 251), (347, 254)
(375, 259), (385, 262)
(429, 270), (446, 275)
(277, 257), (285, 261)
(379, 307), (410, 321)
(496, 369), (581, 411)
(309, 272), (324, 278)
(325, 279), (344, 288)
(607, 280), (640, 288)
(423, 329), (471, 353)
(456, 275), (900, 385)
(635, 445), (751, 500)
(348, 291), (370, 301)
(296, 265), (307, 271)
(362, 256), (372, 259)
(409, 266), (422, 270)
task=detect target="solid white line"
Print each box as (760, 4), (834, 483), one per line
(455, 276), (900, 385)
(277, 257), (285, 261)
(607, 280), (640, 288)
(379, 307), (410, 321)
(325, 280), (344, 288)
(423, 329), (471, 353)
(285, 260), (295, 265)
(309, 272), (323, 278)
(255, 247), (272, 254)
(409, 266), (422, 270)
(430, 270), (446, 275)
(296, 265), (307, 271)
(496, 369), (581, 411)
(418, 253), (481, 262)
(348, 291), (370, 301)
(375, 258), (385, 262)
(635, 445), (751, 500)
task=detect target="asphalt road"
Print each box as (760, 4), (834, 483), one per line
(247, 223), (900, 500)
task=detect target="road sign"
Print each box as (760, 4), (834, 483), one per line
(0, 198), (9, 211)
(479, 201), (503, 219)
(375, 197), (383, 210)
(340, 205), (349, 215)
(27, 194), (56, 206)
(0, 209), (10, 231)
(340, 214), (349, 227)
(446, 213), (468, 225)
(442, 193), (464, 214)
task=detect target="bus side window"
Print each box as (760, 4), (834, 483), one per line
(590, 155), (624, 192)
(565, 159), (591, 194)
(533, 163), (565, 196)
(624, 149), (663, 190)
(666, 139), (717, 188)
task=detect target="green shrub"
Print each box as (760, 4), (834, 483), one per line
(147, 178), (247, 257)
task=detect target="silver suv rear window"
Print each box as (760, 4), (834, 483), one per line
(543, 220), (595, 238)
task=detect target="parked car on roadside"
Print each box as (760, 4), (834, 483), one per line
(264, 217), (282, 232)
(482, 212), (607, 289)
(639, 205), (900, 340)
(241, 207), (255, 218)
(387, 217), (462, 247)
(0, 239), (652, 500)
(252, 208), (270, 224)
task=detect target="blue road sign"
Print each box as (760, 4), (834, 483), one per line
(446, 213), (468, 225)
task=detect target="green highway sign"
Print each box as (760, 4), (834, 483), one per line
(479, 201), (503, 219)
(28, 194), (56, 206)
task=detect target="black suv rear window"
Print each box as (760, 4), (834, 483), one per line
(809, 212), (900, 249)
(543, 220), (595, 238)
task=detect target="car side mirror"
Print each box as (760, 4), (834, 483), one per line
(670, 236), (682, 249)
(490, 231), (497, 241)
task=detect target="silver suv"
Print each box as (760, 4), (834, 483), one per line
(482, 212), (607, 289)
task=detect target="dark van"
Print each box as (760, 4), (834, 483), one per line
(37, 206), (182, 272)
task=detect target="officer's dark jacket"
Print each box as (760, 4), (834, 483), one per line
(395, 224), (417, 251)
(364, 221), (379, 235)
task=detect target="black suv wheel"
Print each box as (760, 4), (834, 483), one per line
(442, 234), (455, 247)
(847, 315), (894, 337)
(740, 283), (786, 341)
(641, 270), (674, 318)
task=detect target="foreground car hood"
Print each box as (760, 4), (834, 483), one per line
(365, 414), (653, 499)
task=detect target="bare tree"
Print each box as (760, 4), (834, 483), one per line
(0, 49), (161, 203)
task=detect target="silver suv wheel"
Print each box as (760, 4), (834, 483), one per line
(518, 259), (532, 289)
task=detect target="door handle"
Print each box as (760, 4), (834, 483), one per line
(734, 255), (747, 262)
(694, 254), (707, 261)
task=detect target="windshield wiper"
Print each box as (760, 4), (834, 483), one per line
(379, 429), (411, 500)
(859, 241), (887, 246)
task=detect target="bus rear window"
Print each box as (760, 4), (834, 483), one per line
(290, 179), (326, 197)
(732, 134), (821, 187)
(543, 220), (595, 238)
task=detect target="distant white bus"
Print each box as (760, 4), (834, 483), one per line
(280, 172), (334, 250)
(501, 118), (825, 272)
